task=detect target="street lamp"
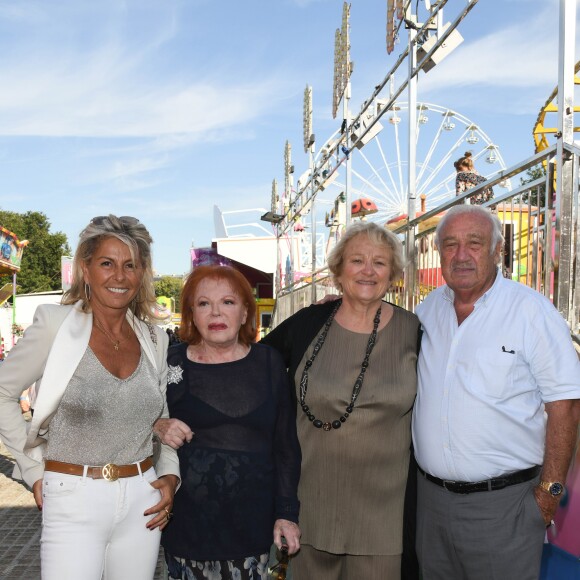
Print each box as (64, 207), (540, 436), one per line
(260, 212), (284, 224)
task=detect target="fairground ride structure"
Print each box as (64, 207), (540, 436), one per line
(258, 0), (578, 341)
(262, 0), (489, 304)
(533, 60), (580, 155)
(255, 3), (580, 572)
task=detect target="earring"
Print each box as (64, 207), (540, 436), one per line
(84, 283), (91, 301)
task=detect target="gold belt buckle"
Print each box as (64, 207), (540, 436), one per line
(102, 463), (120, 481)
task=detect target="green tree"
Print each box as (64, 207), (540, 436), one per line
(520, 165), (547, 206)
(154, 276), (183, 312)
(0, 210), (71, 294)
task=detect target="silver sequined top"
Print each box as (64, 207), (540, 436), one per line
(46, 346), (163, 465)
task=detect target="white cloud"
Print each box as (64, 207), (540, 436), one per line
(421, 11), (561, 93)
(0, 3), (44, 22)
(108, 156), (171, 190)
(0, 50), (288, 138)
(0, 1), (292, 139)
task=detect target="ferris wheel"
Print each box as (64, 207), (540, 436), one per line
(311, 102), (511, 226)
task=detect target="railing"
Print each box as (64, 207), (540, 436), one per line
(272, 269), (333, 328)
(272, 143), (580, 341)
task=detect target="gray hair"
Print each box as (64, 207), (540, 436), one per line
(435, 205), (504, 257)
(61, 215), (159, 321)
(327, 221), (405, 290)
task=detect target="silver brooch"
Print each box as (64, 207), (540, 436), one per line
(167, 364), (184, 385)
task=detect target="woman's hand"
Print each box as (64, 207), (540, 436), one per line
(273, 518), (301, 555)
(144, 474), (179, 531)
(32, 479), (43, 510)
(153, 418), (193, 449)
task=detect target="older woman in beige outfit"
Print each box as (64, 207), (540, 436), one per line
(263, 222), (420, 580)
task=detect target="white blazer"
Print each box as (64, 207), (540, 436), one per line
(0, 301), (179, 488)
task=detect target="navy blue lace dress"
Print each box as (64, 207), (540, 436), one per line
(161, 342), (301, 580)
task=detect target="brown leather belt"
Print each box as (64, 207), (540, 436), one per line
(44, 457), (153, 482)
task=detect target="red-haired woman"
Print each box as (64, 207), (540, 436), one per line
(155, 265), (301, 580)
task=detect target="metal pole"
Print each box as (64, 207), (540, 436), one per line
(572, 154), (579, 333)
(289, 233), (295, 314)
(405, 9), (418, 311)
(544, 163), (554, 298)
(344, 82), (352, 228)
(11, 272), (16, 347)
(274, 219), (281, 300)
(553, 0), (576, 319)
(309, 147), (317, 303)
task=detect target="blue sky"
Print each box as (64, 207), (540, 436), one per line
(0, 0), (574, 275)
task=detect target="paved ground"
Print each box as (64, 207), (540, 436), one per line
(0, 437), (167, 580)
(0, 441), (41, 579)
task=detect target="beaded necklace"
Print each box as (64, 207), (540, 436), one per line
(299, 299), (382, 431)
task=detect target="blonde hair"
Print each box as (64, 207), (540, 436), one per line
(327, 221), (405, 290)
(61, 215), (159, 321)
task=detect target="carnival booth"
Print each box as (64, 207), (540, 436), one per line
(0, 226), (28, 352)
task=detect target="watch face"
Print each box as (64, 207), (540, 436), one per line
(550, 482), (564, 496)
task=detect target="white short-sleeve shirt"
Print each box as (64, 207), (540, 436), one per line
(413, 270), (580, 481)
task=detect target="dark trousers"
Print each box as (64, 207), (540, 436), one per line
(417, 473), (545, 580)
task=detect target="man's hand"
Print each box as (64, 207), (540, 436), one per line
(537, 399), (580, 526)
(533, 486), (560, 526)
(153, 418), (193, 449)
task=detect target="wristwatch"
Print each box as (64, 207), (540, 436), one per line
(539, 481), (564, 497)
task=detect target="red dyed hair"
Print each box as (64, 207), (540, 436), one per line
(179, 265), (257, 346)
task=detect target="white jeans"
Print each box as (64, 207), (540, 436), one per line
(40, 466), (162, 580)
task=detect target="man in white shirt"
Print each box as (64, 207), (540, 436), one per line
(412, 205), (580, 580)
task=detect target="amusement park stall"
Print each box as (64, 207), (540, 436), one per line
(0, 225), (28, 357)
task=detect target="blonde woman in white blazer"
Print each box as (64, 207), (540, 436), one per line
(0, 215), (180, 580)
